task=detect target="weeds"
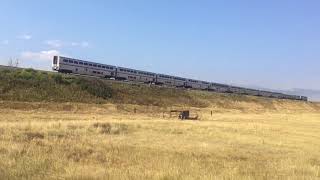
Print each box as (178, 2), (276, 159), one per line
(24, 132), (45, 141)
(93, 122), (129, 135)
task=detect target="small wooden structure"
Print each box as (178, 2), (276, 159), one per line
(179, 111), (189, 120)
(170, 110), (198, 120)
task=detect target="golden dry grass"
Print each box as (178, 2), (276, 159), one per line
(0, 102), (320, 179)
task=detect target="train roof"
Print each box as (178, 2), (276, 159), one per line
(59, 56), (116, 68)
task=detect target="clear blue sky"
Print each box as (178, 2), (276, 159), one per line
(0, 0), (319, 90)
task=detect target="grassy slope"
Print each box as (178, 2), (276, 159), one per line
(0, 68), (319, 113)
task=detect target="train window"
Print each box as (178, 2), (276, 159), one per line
(79, 62), (83, 65)
(98, 65), (101, 68)
(89, 64), (92, 66)
(84, 63), (88, 65)
(68, 60), (74, 63)
(110, 67), (113, 70)
(63, 59), (68, 63)
(93, 64), (97, 67)
(74, 61), (78, 64)
(102, 66), (105, 68)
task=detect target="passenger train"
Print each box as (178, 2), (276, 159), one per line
(52, 56), (308, 101)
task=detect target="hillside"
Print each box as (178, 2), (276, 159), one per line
(0, 68), (319, 113)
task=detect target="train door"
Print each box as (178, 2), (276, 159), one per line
(114, 68), (118, 78)
(52, 56), (59, 70)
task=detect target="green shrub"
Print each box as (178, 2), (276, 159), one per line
(16, 70), (35, 80)
(77, 78), (113, 99)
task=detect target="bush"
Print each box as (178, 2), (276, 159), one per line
(16, 69), (35, 80)
(77, 78), (113, 99)
(93, 123), (112, 134)
(52, 74), (63, 84)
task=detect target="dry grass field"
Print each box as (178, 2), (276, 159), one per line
(1, 68), (320, 179)
(0, 102), (320, 179)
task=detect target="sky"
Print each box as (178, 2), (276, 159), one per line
(0, 0), (319, 91)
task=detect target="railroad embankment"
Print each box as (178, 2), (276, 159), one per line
(0, 68), (319, 113)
